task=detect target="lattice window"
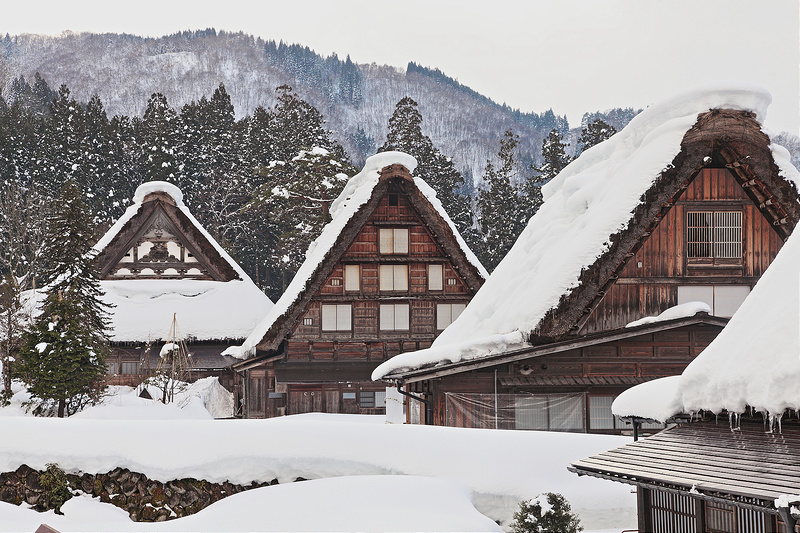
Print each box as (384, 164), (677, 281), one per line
(649, 489), (697, 533)
(687, 211), (742, 259)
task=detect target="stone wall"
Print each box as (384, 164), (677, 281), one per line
(0, 464), (284, 522)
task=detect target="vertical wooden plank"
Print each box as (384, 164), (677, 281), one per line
(753, 207), (763, 276)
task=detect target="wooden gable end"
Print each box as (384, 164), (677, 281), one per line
(535, 110), (800, 340)
(581, 167), (783, 334)
(283, 176), (480, 364)
(96, 193), (239, 282)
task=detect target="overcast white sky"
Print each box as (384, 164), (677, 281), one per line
(3, 0), (799, 133)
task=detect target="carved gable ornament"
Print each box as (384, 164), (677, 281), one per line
(107, 206), (213, 280)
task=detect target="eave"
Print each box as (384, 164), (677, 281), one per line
(380, 313), (728, 383)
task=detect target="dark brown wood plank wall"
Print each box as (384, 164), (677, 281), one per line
(581, 168), (782, 335)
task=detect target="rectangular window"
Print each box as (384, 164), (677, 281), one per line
(380, 303), (410, 331)
(344, 264), (360, 291)
(515, 393), (585, 431)
(321, 304), (352, 331)
(120, 361), (140, 374)
(677, 285), (750, 318)
(359, 390), (387, 408)
(588, 396), (616, 430)
(436, 303), (467, 330)
(428, 264), (444, 291)
(379, 228), (409, 254)
(379, 264), (408, 291)
(687, 211), (742, 259)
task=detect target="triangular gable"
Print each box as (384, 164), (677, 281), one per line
(90, 182), (274, 343)
(95, 186), (240, 282)
(229, 152), (487, 359)
(537, 109), (800, 339)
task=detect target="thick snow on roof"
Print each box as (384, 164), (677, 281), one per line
(0, 413), (634, 530)
(613, 220), (800, 421)
(91, 181), (273, 342)
(228, 151), (487, 359)
(625, 301), (711, 328)
(373, 83), (783, 380)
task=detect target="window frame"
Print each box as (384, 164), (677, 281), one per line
(379, 303), (410, 331)
(379, 228), (409, 254)
(344, 264), (360, 292)
(436, 302), (467, 330)
(320, 304), (352, 332)
(428, 264), (444, 291)
(379, 264), (409, 291)
(686, 210), (743, 264)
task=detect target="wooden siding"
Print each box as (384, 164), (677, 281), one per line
(244, 177), (483, 418)
(423, 324), (722, 429)
(581, 168), (783, 334)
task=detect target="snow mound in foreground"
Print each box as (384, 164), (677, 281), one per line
(0, 414), (634, 530)
(0, 476), (501, 532)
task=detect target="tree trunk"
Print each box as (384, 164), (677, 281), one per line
(58, 398), (65, 418)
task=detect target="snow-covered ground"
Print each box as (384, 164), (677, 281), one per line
(0, 384), (635, 532)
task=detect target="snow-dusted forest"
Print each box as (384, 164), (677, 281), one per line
(0, 29), (642, 176)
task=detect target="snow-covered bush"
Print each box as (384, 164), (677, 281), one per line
(38, 463), (72, 514)
(510, 492), (582, 533)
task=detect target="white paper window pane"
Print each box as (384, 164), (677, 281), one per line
(394, 265), (408, 291)
(428, 264), (443, 291)
(379, 228), (393, 254)
(452, 303), (466, 322)
(393, 228), (409, 253)
(380, 304), (395, 330)
(589, 396), (615, 430)
(336, 304), (351, 330)
(677, 285), (714, 310)
(374, 390), (387, 408)
(395, 304), (409, 330)
(379, 265), (394, 290)
(321, 305), (337, 331)
(436, 303), (452, 330)
(714, 285), (750, 317)
(344, 265), (360, 291)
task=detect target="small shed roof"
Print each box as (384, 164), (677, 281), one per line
(570, 418), (800, 511)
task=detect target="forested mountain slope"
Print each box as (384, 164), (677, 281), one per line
(0, 29), (590, 179)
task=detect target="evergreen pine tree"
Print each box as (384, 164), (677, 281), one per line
(576, 118), (617, 155)
(16, 181), (111, 417)
(140, 92), (180, 182)
(243, 147), (355, 298)
(379, 97), (473, 238)
(476, 130), (528, 271)
(269, 85), (334, 161)
(510, 493), (583, 533)
(535, 129), (571, 184)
